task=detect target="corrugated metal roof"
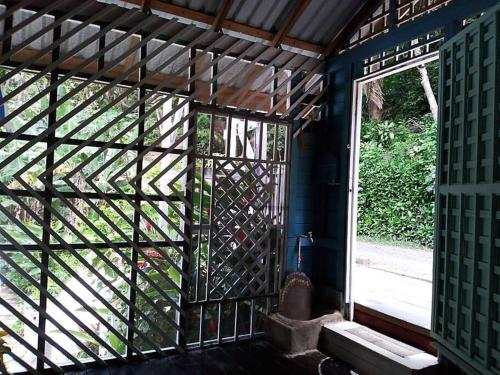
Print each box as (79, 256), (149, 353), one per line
(170, 0), (220, 15)
(227, 0), (292, 31)
(288, 0), (366, 45)
(8, 6), (313, 94)
(155, 0), (368, 50)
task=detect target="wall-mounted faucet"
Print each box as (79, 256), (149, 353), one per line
(297, 231), (314, 271)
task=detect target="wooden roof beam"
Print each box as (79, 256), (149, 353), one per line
(122, 0), (325, 55)
(212, 0), (234, 32)
(140, 0), (151, 12)
(323, 0), (383, 58)
(272, 0), (311, 48)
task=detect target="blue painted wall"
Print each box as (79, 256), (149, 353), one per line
(285, 0), (498, 309)
(286, 124), (317, 276)
(285, 65), (355, 306)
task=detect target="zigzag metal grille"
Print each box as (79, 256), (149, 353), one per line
(0, 1), (291, 372)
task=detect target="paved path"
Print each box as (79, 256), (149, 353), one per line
(355, 241), (433, 282)
(354, 241), (433, 329)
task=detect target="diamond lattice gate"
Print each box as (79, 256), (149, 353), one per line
(0, 1), (293, 373)
(188, 114), (289, 346)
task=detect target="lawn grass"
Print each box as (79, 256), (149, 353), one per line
(357, 235), (432, 251)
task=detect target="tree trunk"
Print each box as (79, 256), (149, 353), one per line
(417, 64), (438, 122)
(365, 79), (384, 121)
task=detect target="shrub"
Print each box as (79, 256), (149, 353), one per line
(357, 115), (436, 247)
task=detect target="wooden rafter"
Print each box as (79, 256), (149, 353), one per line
(212, 0), (234, 32)
(272, 0), (311, 47)
(140, 0), (151, 12)
(323, 0), (382, 57)
(122, 0), (325, 54)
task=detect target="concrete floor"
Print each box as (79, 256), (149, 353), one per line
(354, 241), (433, 329)
(68, 340), (352, 375)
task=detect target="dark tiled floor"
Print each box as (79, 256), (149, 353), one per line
(67, 340), (352, 375)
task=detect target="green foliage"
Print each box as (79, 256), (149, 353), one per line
(196, 113), (211, 153)
(357, 115), (437, 247)
(0, 66), (276, 361)
(0, 70), (210, 357)
(363, 60), (439, 122)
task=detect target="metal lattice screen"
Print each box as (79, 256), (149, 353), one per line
(432, 4), (500, 374)
(0, 1), (293, 373)
(362, 28), (444, 75)
(345, 0), (452, 51)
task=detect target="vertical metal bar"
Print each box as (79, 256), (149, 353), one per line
(127, 31), (146, 357)
(262, 124), (279, 294)
(199, 304), (205, 348)
(216, 302), (222, 344)
(36, 19), (61, 371)
(211, 52), (218, 106)
(208, 112), (216, 156)
(249, 299), (255, 338)
(234, 301), (239, 341)
(271, 67), (279, 111)
(281, 117), (293, 289)
(2, 14), (13, 57)
(388, 0), (397, 30)
(98, 32), (106, 72)
(205, 147), (216, 302)
(257, 121), (264, 160)
(204, 53), (217, 303)
(179, 47), (197, 349)
(194, 157), (205, 302)
(272, 123), (278, 162)
(274, 165), (283, 294)
(270, 71), (282, 294)
(242, 118), (248, 158)
(226, 115), (232, 157)
(0, 0), (64, 45)
(433, 39), (446, 338)
(0, 0), (33, 24)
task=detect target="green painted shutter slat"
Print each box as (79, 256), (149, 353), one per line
(432, 4), (500, 374)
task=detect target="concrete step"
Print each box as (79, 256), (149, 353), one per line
(320, 321), (439, 375)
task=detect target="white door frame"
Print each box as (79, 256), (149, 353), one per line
(345, 52), (439, 321)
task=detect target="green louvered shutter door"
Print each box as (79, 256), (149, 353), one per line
(432, 4), (500, 374)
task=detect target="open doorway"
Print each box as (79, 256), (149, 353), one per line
(348, 55), (439, 331)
